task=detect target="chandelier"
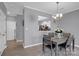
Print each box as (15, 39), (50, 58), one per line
(52, 2), (63, 20)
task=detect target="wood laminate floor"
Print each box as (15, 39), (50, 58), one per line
(2, 40), (42, 56)
(2, 40), (79, 56)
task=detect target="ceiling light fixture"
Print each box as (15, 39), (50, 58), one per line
(52, 2), (63, 20)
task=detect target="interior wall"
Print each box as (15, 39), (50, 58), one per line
(60, 9), (79, 45)
(0, 9), (6, 55)
(0, 2), (7, 15)
(16, 15), (24, 42)
(24, 7), (52, 47)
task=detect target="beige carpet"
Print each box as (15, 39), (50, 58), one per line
(2, 40), (79, 56)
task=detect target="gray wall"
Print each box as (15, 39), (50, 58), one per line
(0, 4), (6, 55)
(24, 7), (52, 47)
(16, 15), (24, 42)
(60, 9), (79, 45)
(0, 2), (7, 15)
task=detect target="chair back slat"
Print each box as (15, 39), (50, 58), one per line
(43, 32), (54, 45)
(43, 35), (51, 45)
(66, 34), (73, 47)
(48, 32), (54, 37)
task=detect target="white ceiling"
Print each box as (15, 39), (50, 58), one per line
(4, 2), (79, 16)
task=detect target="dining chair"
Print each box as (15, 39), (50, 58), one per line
(58, 33), (73, 55)
(42, 32), (56, 56)
(48, 32), (54, 38)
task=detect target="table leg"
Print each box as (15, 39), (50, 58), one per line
(42, 38), (45, 55)
(51, 41), (52, 56)
(72, 39), (75, 52)
(69, 44), (72, 55)
(55, 43), (59, 56)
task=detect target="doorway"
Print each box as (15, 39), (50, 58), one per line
(6, 16), (17, 48)
(7, 20), (16, 41)
(6, 15), (24, 49)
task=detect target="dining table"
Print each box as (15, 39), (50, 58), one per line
(43, 33), (75, 56)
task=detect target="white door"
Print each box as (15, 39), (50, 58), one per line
(7, 21), (16, 40)
(0, 9), (6, 54)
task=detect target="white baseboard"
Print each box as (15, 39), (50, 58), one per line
(7, 39), (15, 40)
(75, 45), (79, 48)
(23, 43), (42, 48)
(16, 40), (23, 42)
(23, 43), (79, 48)
(0, 45), (7, 56)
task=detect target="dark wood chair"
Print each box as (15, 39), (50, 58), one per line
(42, 33), (56, 56)
(58, 33), (73, 55)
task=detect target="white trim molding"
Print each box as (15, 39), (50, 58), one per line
(24, 6), (51, 15)
(23, 43), (42, 48)
(23, 43), (79, 48)
(16, 40), (23, 42)
(75, 45), (79, 48)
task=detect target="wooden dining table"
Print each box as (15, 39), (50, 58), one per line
(43, 33), (75, 56)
